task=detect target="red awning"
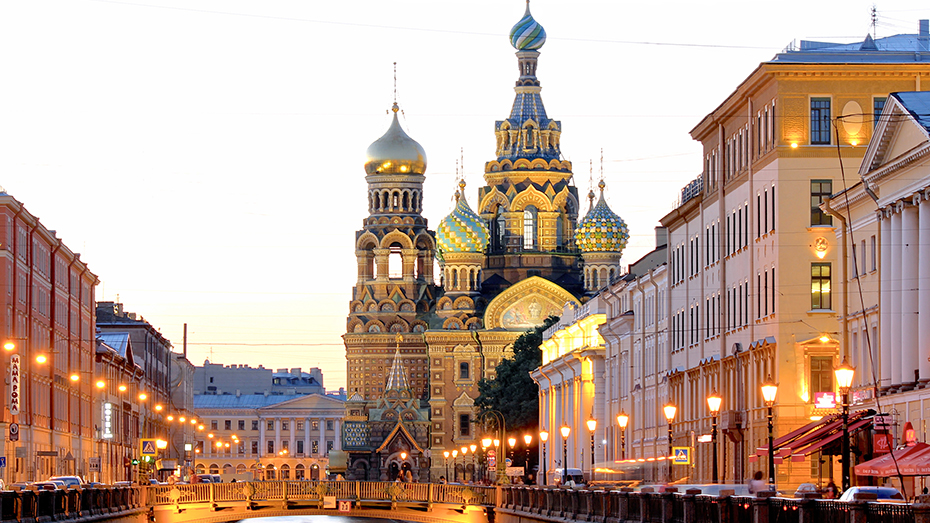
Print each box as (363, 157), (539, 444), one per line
(788, 419), (871, 462)
(754, 410), (871, 459)
(855, 442), (930, 476)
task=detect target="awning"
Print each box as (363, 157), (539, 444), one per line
(753, 409), (872, 460)
(855, 442), (930, 476)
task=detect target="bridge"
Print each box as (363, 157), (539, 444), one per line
(1, 482), (929, 523)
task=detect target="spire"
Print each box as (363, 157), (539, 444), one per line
(385, 333), (412, 396)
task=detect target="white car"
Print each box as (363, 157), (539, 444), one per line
(838, 486), (904, 502)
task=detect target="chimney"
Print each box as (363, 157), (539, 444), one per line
(920, 20), (929, 46)
(235, 389), (241, 398)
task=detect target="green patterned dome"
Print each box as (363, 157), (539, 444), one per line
(437, 182), (489, 254)
(575, 182), (629, 253)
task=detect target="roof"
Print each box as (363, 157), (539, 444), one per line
(893, 91), (930, 132)
(97, 333), (131, 359)
(772, 32), (930, 63)
(193, 394), (296, 409)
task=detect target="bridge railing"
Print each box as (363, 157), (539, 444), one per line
(497, 486), (928, 523)
(147, 480), (497, 508)
(0, 485), (143, 523)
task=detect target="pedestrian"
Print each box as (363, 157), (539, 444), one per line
(405, 470), (413, 483)
(749, 471), (766, 495)
(824, 479), (838, 499)
(439, 476), (447, 484)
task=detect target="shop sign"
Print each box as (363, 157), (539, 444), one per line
(903, 422), (917, 446)
(9, 355), (20, 415)
(102, 402), (113, 439)
(813, 392), (837, 409)
(873, 433), (893, 454)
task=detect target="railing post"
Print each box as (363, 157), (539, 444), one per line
(662, 488), (677, 523)
(913, 502), (930, 523)
(751, 491), (774, 523)
(639, 488), (653, 523)
(847, 499), (870, 523)
(716, 493), (732, 523)
(616, 488), (631, 523)
(427, 483), (433, 512)
(797, 495), (819, 523)
(683, 488), (700, 523)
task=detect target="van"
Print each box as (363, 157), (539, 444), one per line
(553, 468), (585, 486)
(211, 475), (222, 484)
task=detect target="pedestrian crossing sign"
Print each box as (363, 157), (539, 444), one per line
(140, 439), (158, 456)
(673, 447), (691, 465)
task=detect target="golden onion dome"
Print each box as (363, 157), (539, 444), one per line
(364, 103), (427, 176)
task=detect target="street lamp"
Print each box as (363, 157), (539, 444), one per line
(539, 430), (549, 486)
(508, 436), (516, 464)
(451, 449), (459, 482)
(834, 359), (855, 492)
(523, 435), (532, 481)
(707, 391), (722, 483)
(470, 443), (477, 479)
(617, 412), (629, 460)
(559, 425), (570, 485)
(461, 446), (469, 481)
(586, 418), (596, 482)
(443, 450), (450, 481)
(663, 402), (677, 483)
(761, 376), (779, 490)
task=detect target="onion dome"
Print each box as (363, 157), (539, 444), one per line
(437, 181), (490, 254)
(509, 1), (546, 51)
(364, 103), (427, 175)
(575, 180), (630, 253)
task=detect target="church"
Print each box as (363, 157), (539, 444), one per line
(340, 2), (629, 482)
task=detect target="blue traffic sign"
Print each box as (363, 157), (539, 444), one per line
(0, 456), (6, 468)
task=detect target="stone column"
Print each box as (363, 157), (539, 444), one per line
(879, 209), (893, 388)
(891, 205), (903, 387)
(259, 417), (267, 456)
(319, 417), (326, 456)
(288, 418), (296, 457)
(920, 193), (930, 384)
(901, 201), (919, 386)
(274, 418), (281, 455)
(356, 250), (372, 284)
(334, 419), (342, 451)
(373, 248), (390, 281)
(402, 248), (418, 283)
(303, 418), (311, 457)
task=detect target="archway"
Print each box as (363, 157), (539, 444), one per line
(310, 463), (320, 480)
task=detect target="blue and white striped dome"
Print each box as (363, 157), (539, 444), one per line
(509, 1), (547, 51)
(437, 182), (489, 254)
(575, 182), (629, 253)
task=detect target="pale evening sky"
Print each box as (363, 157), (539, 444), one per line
(1, 0), (928, 391)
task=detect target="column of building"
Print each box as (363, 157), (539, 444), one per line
(919, 191), (930, 384)
(879, 210), (893, 388)
(901, 199), (919, 386)
(259, 417), (266, 457)
(318, 417), (326, 456)
(288, 418), (296, 457)
(303, 417), (311, 457)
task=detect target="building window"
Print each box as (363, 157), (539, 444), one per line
(811, 263), (832, 310)
(238, 420), (245, 431)
(810, 180), (833, 226)
(326, 420), (334, 431)
(252, 420), (259, 431)
(459, 362), (469, 379)
(327, 441), (334, 452)
(870, 235), (877, 271)
(282, 421), (288, 431)
(311, 421), (319, 430)
(267, 440), (274, 454)
(810, 356), (834, 395)
(297, 440), (304, 455)
(312, 441), (319, 455)
(523, 206), (537, 250)
(297, 421), (304, 431)
(873, 97), (887, 128)
(811, 98), (831, 144)
(211, 420), (218, 430)
(460, 414), (471, 436)
(224, 420), (231, 430)
(251, 441), (258, 455)
(267, 420), (274, 430)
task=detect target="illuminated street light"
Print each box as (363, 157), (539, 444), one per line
(617, 411), (629, 460)
(560, 425), (570, 484)
(761, 376), (778, 490)
(707, 391), (722, 483)
(539, 430), (549, 486)
(834, 359), (855, 491)
(663, 402), (677, 483)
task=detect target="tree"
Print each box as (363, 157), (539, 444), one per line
(476, 316), (558, 435)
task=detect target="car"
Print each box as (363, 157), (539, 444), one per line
(48, 476), (83, 488)
(838, 486), (905, 502)
(113, 481), (132, 487)
(33, 482), (63, 491)
(190, 474), (213, 484)
(794, 483), (820, 497)
(211, 474), (222, 484)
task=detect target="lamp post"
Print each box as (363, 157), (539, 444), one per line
(586, 418), (596, 482)
(761, 376), (778, 490)
(452, 449), (459, 482)
(616, 412), (629, 460)
(834, 359), (855, 492)
(508, 436), (516, 465)
(481, 438), (492, 482)
(470, 443), (477, 480)
(663, 402), (677, 483)
(707, 391), (722, 484)
(523, 434), (532, 482)
(539, 430), (548, 486)
(461, 446), (469, 482)
(443, 451), (450, 481)
(559, 425), (570, 484)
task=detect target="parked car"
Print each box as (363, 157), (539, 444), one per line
(211, 474), (222, 484)
(190, 474), (213, 484)
(794, 483), (820, 497)
(33, 482), (63, 491)
(48, 476), (83, 488)
(838, 486), (905, 502)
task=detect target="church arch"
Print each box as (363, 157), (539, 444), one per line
(443, 317), (465, 330)
(511, 186), (552, 212)
(453, 296), (474, 310)
(380, 230), (414, 250)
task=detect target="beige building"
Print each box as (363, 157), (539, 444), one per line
(192, 393), (344, 481)
(659, 24), (930, 488)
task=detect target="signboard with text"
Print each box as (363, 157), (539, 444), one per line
(813, 392), (837, 410)
(9, 355), (20, 416)
(873, 433), (893, 454)
(89, 457), (101, 472)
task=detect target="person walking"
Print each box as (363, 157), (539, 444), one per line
(749, 471), (766, 495)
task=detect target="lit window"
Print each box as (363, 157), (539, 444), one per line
(811, 263), (832, 310)
(810, 180), (833, 226)
(810, 98), (831, 145)
(523, 206), (537, 250)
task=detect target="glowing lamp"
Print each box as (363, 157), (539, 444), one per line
(761, 376), (778, 406)
(617, 412), (629, 429)
(70, 374), (80, 382)
(156, 439), (168, 449)
(560, 425), (570, 439)
(586, 418), (597, 432)
(539, 430), (549, 443)
(663, 403), (677, 423)
(707, 391), (722, 415)
(834, 358), (855, 393)
(96, 380), (106, 389)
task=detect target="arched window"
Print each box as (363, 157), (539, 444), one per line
(295, 464), (305, 480)
(556, 216), (564, 248)
(281, 464), (290, 480)
(266, 464), (276, 480)
(459, 361), (470, 379)
(523, 206), (537, 250)
(388, 245), (402, 278)
(493, 213), (506, 251)
(209, 463), (219, 475)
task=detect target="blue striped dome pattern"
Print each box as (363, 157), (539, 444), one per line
(575, 190), (629, 253)
(509, 3), (546, 51)
(437, 191), (489, 254)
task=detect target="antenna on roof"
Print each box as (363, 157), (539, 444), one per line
(393, 62), (398, 104)
(871, 5), (877, 39)
(600, 148), (605, 180)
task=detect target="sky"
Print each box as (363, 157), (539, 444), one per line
(2, 0), (929, 392)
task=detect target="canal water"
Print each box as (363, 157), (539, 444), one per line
(239, 517), (421, 523)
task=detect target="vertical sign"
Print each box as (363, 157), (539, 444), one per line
(103, 402), (114, 439)
(9, 354), (20, 416)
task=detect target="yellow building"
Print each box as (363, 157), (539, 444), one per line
(659, 23), (930, 489)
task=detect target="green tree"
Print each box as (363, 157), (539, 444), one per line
(476, 316), (558, 434)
